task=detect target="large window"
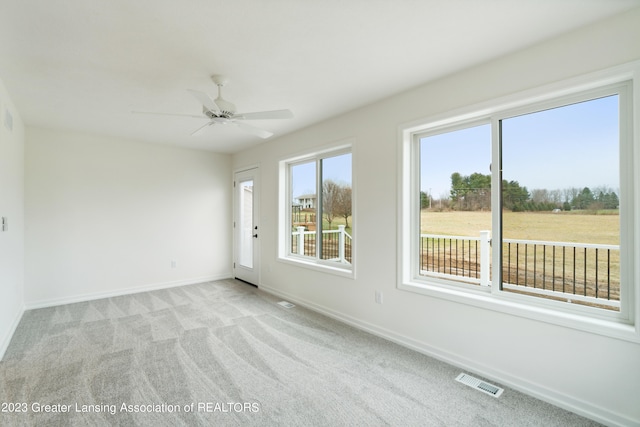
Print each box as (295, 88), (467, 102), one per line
(400, 71), (637, 338)
(499, 95), (622, 311)
(281, 145), (353, 274)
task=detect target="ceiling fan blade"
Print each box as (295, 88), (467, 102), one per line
(132, 110), (205, 119)
(187, 89), (219, 112)
(191, 121), (214, 136)
(234, 109), (294, 120)
(235, 122), (273, 139)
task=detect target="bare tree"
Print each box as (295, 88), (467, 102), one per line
(563, 187), (580, 204)
(549, 189), (563, 205)
(322, 180), (340, 228)
(335, 185), (352, 228)
(531, 188), (550, 204)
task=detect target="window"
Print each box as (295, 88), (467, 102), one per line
(419, 123), (492, 286)
(499, 95), (622, 313)
(399, 67), (638, 339)
(280, 144), (353, 275)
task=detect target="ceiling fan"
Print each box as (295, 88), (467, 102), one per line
(136, 74), (293, 139)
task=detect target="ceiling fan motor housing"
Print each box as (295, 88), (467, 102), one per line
(213, 97), (236, 117)
(204, 107), (232, 120)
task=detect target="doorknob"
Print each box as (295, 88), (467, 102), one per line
(253, 233), (258, 238)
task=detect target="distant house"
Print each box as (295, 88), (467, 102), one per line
(295, 194), (317, 209)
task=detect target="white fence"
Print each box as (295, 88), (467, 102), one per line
(292, 225), (352, 264)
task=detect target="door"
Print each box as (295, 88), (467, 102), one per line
(234, 168), (259, 285)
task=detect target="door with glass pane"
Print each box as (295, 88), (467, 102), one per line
(234, 168), (259, 285)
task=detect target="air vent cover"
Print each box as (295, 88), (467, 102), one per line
(277, 301), (295, 308)
(455, 373), (503, 397)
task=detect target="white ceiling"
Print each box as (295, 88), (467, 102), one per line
(1, 1), (638, 153)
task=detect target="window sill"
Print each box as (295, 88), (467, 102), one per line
(399, 278), (639, 343)
(278, 256), (355, 279)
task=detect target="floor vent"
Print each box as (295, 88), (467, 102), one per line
(455, 373), (503, 398)
(277, 301), (295, 308)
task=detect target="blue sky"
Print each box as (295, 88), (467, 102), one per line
(421, 124), (492, 198)
(292, 153), (352, 197)
(420, 95), (619, 199)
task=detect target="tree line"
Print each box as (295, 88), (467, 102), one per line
(421, 172), (619, 212)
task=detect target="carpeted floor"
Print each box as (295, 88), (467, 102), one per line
(0, 279), (601, 426)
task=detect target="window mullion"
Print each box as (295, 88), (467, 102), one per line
(413, 135), (422, 280)
(317, 157), (323, 261)
(287, 164), (292, 256)
(491, 117), (503, 294)
(618, 82), (634, 321)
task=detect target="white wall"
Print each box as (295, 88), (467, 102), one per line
(232, 8), (640, 426)
(0, 77), (25, 359)
(25, 128), (232, 306)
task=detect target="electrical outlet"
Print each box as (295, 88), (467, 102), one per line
(1, 217), (7, 232)
(171, 260), (177, 268)
(375, 290), (383, 304)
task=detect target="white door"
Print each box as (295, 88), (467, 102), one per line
(234, 168), (259, 285)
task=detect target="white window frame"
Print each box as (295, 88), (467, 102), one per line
(278, 141), (355, 278)
(398, 62), (640, 342)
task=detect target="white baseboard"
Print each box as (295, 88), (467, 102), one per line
(258, 282), (636, 427)
(0, 305), (25, 361)
(24, 273), (232, 310)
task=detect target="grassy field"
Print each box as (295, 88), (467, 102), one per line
(421, 210), (619, 245)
